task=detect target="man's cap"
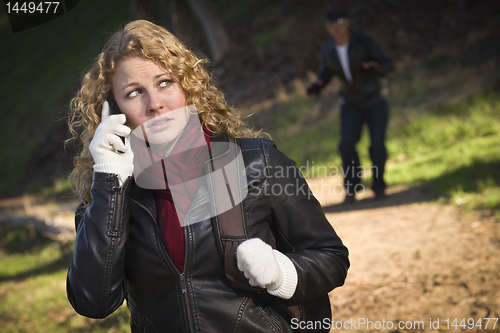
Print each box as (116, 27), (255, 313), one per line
(324, 9), (349, 23)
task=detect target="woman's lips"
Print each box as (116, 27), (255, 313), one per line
(148, 117), (172, 132)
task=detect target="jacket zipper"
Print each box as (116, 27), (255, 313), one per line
(131, 197), (200, 333)
(113, 183), (128, 231)
(179, 272), (195, 333)
(181, 197), (209, 333)
(130, 148), (227, 332)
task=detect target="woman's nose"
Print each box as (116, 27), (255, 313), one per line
(147, 91), (162, 113)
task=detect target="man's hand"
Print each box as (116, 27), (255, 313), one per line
(306, 80), (323, 96)
(362, 61), (384, 75)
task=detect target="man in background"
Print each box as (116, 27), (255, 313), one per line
(307, 9), (394, 203)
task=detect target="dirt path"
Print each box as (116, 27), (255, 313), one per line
(306, 178), (500, 333)
(0, 196), (76, 242)
(1, 180), (499, 333)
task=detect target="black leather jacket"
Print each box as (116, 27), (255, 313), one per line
(66, 135), (349, 332)
(317, 30), (394, 107)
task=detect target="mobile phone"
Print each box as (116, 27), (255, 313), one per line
(108, 99), (121, 115)
(107, 99), (126, 150)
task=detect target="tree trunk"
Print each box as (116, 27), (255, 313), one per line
(171, 0), (197, 46)
(185, 0), (232, 62)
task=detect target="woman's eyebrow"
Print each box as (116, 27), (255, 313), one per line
(154, 73), (170, 79)
(121, 73), (171, 91)
(121, 82), (139, 91)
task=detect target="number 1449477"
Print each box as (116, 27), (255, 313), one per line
(6, 2), (60, 14)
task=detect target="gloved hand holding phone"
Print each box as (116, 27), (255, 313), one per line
(89, 101), (134, 186)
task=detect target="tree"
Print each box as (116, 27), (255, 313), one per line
(185, 0), (232, 62)
(171, 0), (197, 46)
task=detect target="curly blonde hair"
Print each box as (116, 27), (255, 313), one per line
(68, 20), (264, 203)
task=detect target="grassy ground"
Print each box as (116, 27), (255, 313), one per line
(1, 89), (499, 332)
(3, 7), (500, 327)
(258, 88), (500, 218)
(385, 92), (500, 216)
(0, 224), (131, 333)
(2, 1), (499, 331)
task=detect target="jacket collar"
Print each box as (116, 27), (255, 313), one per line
(208, 134), (231, 161)
(130, 134), (233, 216)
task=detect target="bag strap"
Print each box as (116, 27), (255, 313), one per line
(210, 138), (332, 332)
(210, 137), (260, 291)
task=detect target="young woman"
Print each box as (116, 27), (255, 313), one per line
(66, 20), (349, 333)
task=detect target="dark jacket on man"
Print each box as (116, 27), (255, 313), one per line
(317, 30), (394, 107)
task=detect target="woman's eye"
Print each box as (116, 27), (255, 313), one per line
(159, 79), (173, 88)
(127, 89), (140, 98)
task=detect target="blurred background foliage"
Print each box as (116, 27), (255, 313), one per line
(1, 0), (500, 331)
(1, 0), (499, 201)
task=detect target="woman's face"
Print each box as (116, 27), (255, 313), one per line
(111, 56), (189, 145)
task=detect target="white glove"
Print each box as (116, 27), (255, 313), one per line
(236, 238), (298, 299)
(89, 101), (134, 186)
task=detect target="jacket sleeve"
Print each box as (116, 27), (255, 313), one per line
(66, 172), (132, 319)
(366, 35), (394, 76)
(316, 44), (335, 85)
(262, 141), (350, 302)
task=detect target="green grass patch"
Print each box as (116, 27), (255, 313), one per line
(267, 90), (500, 216)
(266, 94), (316, 130)
(0, 224), (131, 332)
(26, 178), (75, 200)
(421, 51), (450, 69)
(253, 22), (288, 47)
